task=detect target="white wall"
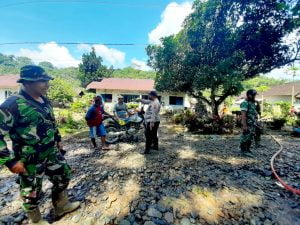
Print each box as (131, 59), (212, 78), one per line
(0, 88), (19, 105)
(95, 89), (192, 112)
(264, 95), (300, 110)
(264, 95), (292, 104)
(0, 89), (6, 105)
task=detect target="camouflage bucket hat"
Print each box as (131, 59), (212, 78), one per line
(17, 65), (54, 83)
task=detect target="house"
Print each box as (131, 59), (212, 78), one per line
(86, 78), (192, 111)
(236, 82), (300, 111)
(0, 75), (20, 104)
(259, 82), (300, 105)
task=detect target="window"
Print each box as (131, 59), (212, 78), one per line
(169, 96), (184, 105)
(101, 94), (112, 103)
(5, 90), (17, 99)
(142, 95), (162, 102)
(142, 95), (149, 100)
(122, 94), (139, 103)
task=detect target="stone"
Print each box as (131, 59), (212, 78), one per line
(14, 214), (25, 223)
(128, 215), (136, 223)
(144, 222), (156, 225)
(139, 202), (148, 211)
(190, 211), (198, 219)
(164, 212), (174, 224)
(119, 219), (131, 225)
(72, 213), (82, 223)
(181, 217), (191, 225)
(152, 218), (168, 225)
(156, 204), (167, 213)
(84, 216), (96, 225)
(190, 218), (196, 223)
(147, 208), (162, 218)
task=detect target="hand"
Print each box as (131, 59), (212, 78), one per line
(150, 122), (155, 130)
(10, 161), (26, 174)
(57, 141), (63, 150)
(242, 125), (248, 133)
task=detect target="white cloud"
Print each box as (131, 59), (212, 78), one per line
(131, 58), (152, 71)
(77, 44), (125, 67)
(16, 42), (80, 68)
(148, 1), (193, 44)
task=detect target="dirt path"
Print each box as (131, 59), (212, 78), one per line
(0, 121), (299, 225)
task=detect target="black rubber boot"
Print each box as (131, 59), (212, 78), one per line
(240, 141), (253, 157)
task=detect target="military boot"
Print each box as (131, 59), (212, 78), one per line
(240, 142), (253, 157)
(27, 208), (49, 225)
(52, 190), (80, 218)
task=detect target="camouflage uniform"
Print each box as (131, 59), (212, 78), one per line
(0, 90), (71, 212)
(240, 100), (260, 151)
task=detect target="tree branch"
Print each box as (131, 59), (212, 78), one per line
(216, 89), (234, 105)
(190, 92), (211, 105)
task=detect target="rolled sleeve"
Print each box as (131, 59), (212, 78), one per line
(240, 101), (248, 112)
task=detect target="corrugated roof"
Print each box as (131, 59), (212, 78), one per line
(261, 82), (300, 97)
(237, 82), (300, 99)
(86, 78), (155, 92)
(0, 75), (20, 88)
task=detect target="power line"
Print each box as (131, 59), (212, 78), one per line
(0, 0), (192, 9)
(0, 42), (148, 46)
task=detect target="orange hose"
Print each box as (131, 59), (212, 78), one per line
(270, 135), (300, 195)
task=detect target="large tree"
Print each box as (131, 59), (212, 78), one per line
(0, 54), (33, 74)
(147, 0), (299, 117)
(79, 48), (112, 87)
(48, 78), (76, 105)
(38, 61), (55, 70)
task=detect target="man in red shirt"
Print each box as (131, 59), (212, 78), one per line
(85, 95), (109, 150)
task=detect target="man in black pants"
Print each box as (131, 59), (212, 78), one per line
(139, 91), (161, 154)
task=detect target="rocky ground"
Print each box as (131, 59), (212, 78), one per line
(0, 120), (299, 225)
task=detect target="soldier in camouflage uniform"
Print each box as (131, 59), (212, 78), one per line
(240, 89), (262, 156)
(0, 65), (80, 225)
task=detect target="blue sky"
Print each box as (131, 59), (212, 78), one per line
(0, 0), (298, 79)
(0, 0), (192, 70)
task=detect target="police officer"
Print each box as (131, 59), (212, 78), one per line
(139, 91), (161, 154)
(240, 89), (262, 156)
(0, 65), (80, 224)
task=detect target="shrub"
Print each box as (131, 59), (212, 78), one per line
(127, 102), (139, 110)
(171, 109), (234, 134)
(275, 101), (291, 118)
(56, 109), (85, 130)
(295, 119), (300, 127)
(270, 117), (287, 130)
(71, 92), (95, 112)
(48, 78), (76, 105)
(172, 113), (184, 124)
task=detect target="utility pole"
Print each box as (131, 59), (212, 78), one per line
(289, 64), (299, 106)
(292, 69), (295, 106)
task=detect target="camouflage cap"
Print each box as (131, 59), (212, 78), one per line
(17, 65), (53, 83)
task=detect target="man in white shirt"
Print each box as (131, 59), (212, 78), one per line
(140, 91), (161, 154)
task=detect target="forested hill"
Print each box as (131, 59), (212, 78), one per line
(0, 53), (156, 81)
(0, 52), (287, 89)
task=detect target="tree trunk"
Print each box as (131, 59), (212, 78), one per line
(211, 102), (220, 117)
(210, 90), (220, 118)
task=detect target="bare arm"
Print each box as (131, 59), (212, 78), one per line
(241, 111), (248, 132)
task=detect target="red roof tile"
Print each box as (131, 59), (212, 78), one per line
(86, 78), (155, 92)
(0, 75), (20, 88)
